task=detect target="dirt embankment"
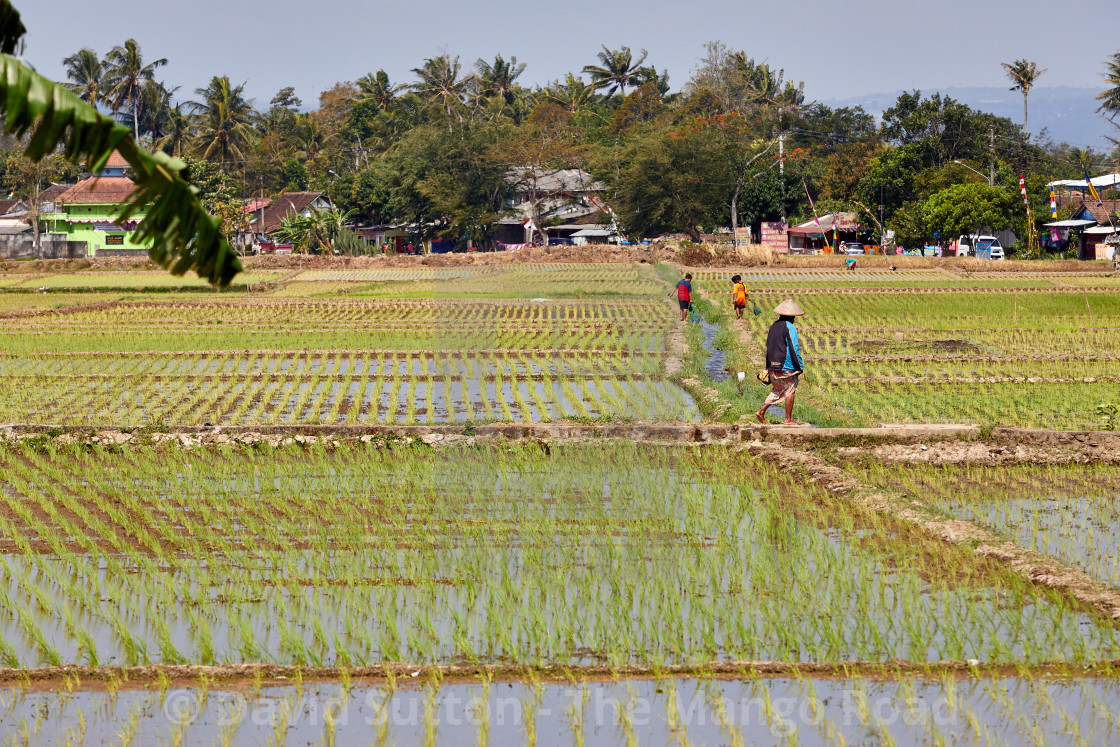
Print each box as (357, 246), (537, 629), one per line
(241, 244), (667, 270)
(2, 248), (1109, 275)
(2, 659), (1115, 688)
(0, 257), (160, 274)
(750, 442), (1120, 622)
(840, 440), (1120, 466)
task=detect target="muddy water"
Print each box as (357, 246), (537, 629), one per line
(1, 676), (1116, 746)
(699, 321), (729, 382)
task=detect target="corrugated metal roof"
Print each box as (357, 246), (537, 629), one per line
(1044, 219), (1097, 227)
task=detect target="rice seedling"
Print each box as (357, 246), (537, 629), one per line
(849, 460), (1120, 587)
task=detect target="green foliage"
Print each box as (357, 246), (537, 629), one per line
(889, 202), (930, 249)
(602, 125), (725, 241)
(283, 158), (308, 190)
(921, 182), (1018, 240)
(856, 143), (923, 222)
(376, 121), (510, 241)
(182, 156), (240, 207)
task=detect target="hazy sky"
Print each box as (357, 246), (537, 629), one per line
(18, 0), (1120, 108)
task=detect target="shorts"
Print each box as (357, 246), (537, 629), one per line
(734, 302), (746, 309)
(679, 299), (690, 310)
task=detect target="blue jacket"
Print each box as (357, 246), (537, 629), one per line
(765, 320), (802, 372)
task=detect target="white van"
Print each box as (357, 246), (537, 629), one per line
(957, 235), (1005, 260)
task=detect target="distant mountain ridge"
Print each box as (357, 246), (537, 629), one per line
(822, 86), (1114, 151)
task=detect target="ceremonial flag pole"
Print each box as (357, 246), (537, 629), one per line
(803, 180), (832, 253)
(1082, 162), (1103, 206)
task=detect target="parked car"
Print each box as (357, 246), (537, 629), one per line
(841, 242), (864, 255)
(957, 235), (1004, 259)
(977, 236), (1004, 260)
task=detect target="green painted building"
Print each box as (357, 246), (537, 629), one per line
(42, 152), (149, 255)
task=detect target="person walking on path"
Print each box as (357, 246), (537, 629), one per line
(672, 273), (693, 321)
(731, 275), (749, 319)
(755, 298), (806, 425)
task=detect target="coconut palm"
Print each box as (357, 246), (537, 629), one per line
(582, 46), (648, 97)
(636, 67), (670, 96)
(750, 64), (803, 108)
(189, 75), (257, 172)
(1097, 51), (1120, 121)
(289, 113), (333, 164)
(367, 94), (424, 156)
(61, 48), (105, 107)
(1002, 58), (1046, 136)
(357, 70), (407, 111)
(154, 104), (194, 157)
(542, 73), (598, 113)
(103, 39), (168, 140)
(475, 54), (526, 105)
(1069, 146), (1104, 173)
(135, 80), (178, 143)
(411, 55), (473, 119)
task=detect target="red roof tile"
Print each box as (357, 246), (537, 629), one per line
(249, 192), (330, 234)
(37, 184), (73, 204)
(1070, 196), (1120, 224)
(57, 176), (139, 205)
(0, 198), (27, 215)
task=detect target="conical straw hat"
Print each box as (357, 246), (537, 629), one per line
(773, 298), (805, 316)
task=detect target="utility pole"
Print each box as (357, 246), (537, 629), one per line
(778, 107), (785, 223)
(989, 124), (995, 188)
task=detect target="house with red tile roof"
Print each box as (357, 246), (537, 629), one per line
(246, 192), (332, 236)
(41, 153), (150, 255)
(1047, 196), (1120, 260)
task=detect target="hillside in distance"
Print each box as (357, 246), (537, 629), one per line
(823, 86), (1115, 151)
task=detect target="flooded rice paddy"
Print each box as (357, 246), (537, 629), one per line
(2, 675), (1118, 746)
(0, 444), (1115, 670)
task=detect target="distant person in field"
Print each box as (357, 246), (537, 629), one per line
(731, 275), (749, 319)
(673, 273), (693, 321)
(756, 299), (806, 426)
(845, 257), (857, 271)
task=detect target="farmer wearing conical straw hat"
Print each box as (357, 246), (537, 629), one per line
(756, 298), (806, 426)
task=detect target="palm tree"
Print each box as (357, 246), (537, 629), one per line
(103, 39), (168, 140)
(135, 80), (178, 143)
(1069, 146), (1104, 173)
(367, 94), (424, 156)
(636, 67), (670, 96)
(188, 75), (257, 172)
(542, 73), (598, 113)
(582, 46), (648, 97)
(290, 113), (333, 164)
(475, 54), (526, 105)
(1097, 51), (1120, 121)
(357, 70), (407, 110)
(154, 104), (194, 157)
(411, 55), (473, 119)
(61, 48), (104, 107)
(1002, 58), (1046, 136)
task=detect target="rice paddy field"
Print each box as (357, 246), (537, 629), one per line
(691, 269), (1120, 429)
(2, 258), (1120, 745)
